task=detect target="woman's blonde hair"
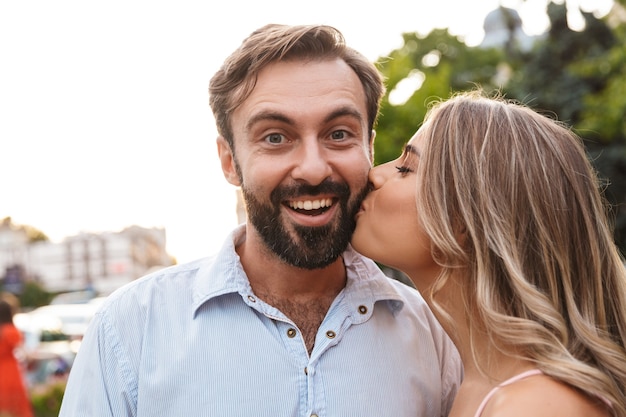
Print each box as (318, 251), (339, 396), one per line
(417, 90), (626, 415)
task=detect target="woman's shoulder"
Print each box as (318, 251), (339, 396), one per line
(483, 373), (610, 417)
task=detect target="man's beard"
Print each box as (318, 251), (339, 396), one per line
(241, 179), (369, 270)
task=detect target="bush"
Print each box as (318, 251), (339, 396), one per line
(29, 379), (66, 417)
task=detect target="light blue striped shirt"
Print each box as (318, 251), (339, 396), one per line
(59, 225), (462, 417)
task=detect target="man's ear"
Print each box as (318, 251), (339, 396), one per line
(216, 136), (242, 186)
(368, 130), (376, 162)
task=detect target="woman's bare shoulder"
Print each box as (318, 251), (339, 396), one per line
(482, 373), (610, 417)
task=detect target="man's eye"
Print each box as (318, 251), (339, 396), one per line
(265, 133), (284, 144)
(330, 130), (346, 140)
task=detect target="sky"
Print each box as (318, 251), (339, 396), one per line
(0, 0), (614, 263)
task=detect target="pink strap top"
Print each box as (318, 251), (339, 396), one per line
(473, 369), (543, 417)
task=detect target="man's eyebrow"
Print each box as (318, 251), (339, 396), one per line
(245, 106), (364, 132)
(324, 106), (364, 124)
(245, 111), (294, 132)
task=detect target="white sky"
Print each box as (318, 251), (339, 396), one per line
(0, 0), (613, 263)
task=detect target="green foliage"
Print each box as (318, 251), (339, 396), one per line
(576, 22), (626, 143)
(18, 281), (54, 309)
(23, 226), (49, 243)
(1, 217), (49, 243)
(507, 2), (616, 125)
(372, 1), (626, 254)
(374, 29), (504, 164)
(587, 144), (626, 253)
(29, 380), (66, 417)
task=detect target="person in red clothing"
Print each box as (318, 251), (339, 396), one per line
(0, 296), (33, 417)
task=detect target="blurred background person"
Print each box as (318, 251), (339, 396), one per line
(0, 295), (33, 417)
(352, 91), (626, 417)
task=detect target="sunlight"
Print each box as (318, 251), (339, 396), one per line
(388, 70), (426, 106)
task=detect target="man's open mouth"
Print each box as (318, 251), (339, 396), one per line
(287, 198), (334, 215)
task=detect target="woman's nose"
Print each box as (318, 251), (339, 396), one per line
(368, 163), (389, 189)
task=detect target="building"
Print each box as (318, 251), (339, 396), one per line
(1, 220), (172, 295)
(480, 6), (537, 52)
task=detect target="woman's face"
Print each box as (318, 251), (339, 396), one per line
(352, 130), (437, 278)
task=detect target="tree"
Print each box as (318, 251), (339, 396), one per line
(507, 2), (616, 127)
(18, 280), (54, 308)
(506, 1), (626, 252)
(1, 216), (49, 243)
(372, 0), (626, 253)
(373, 29), (504, 164)
(574, 6), (626, 248)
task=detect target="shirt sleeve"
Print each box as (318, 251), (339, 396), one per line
(58, 309), (138, 417)
(440, 335), (463, 416)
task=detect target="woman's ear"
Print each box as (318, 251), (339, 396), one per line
(456, 223), (469, 248)
(216, 136), (242, 186)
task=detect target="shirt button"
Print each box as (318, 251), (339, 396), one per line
(247, 295), (256, 302)
(358, 305), (367, 314)
(326, 330), (336, 339)
(311, 414), (319, 417)
(287, 328), (297, 338)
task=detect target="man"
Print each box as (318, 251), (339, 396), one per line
(59, 24), (462, 416)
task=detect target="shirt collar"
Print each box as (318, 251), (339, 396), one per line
(191, 225), (247, 314)
(341, 243), (406, 318)
(191, 225), (406, 316)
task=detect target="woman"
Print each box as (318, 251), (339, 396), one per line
(352, 91), (626, 417)
(0, 297), (33, 417)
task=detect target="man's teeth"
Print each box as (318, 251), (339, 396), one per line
(289, 198), (333, 210)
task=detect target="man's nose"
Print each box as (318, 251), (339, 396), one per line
(291, 139), (333, 185)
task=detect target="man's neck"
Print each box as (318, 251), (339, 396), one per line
(237, 226), (347, 354)
(237, 225), (347, 300)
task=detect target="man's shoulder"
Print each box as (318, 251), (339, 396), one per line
(344, 248), (430, 312)
(115, 256), (211, 291)
(99, 256), (217, 317)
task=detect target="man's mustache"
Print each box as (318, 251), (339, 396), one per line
(270, 179), (350, 205)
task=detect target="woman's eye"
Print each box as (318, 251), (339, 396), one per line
(265, 133), (285, 144)
(395, 165), (413, 175)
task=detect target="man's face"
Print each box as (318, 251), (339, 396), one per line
(218, 58), (373, 269)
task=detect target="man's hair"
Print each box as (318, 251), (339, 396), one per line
(208, 24), (385, 150)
